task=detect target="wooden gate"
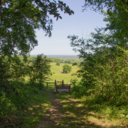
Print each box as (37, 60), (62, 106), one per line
(55, 80), (72, 92)
(46, 80), (72, 88)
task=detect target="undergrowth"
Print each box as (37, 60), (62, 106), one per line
(0, 54), (52, 127)
(0, 79), (52, 128)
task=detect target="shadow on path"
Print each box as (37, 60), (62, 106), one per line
(37, 91), (125, 128)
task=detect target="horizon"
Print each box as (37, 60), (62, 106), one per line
(30, 54), (79, 56)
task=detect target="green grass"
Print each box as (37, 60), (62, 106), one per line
(0, 79), (52, 128)
(54, 93), (128, 128)
(47, 62), (80, 82)
(21, 88), (52, 128)
(24, 62), (81, 85)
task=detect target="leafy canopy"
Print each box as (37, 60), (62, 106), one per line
(0, 0), (74, 56)
(83, 0), (128, 48)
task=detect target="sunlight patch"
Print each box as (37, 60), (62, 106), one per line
(28, 107), (33, 111)
(76, 103), (84, 107)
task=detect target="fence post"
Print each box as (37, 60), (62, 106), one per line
(62, 80), (64, 86)
(70, 82), (72, 88)
(55, 80), (57, 92)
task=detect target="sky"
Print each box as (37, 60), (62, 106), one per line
(30, 0), (107, 56)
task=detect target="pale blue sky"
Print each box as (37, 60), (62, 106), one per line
(30, 0), (107, 55)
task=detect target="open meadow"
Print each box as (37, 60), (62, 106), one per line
(47, 62), (80, 83)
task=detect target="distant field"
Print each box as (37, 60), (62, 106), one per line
(47, 62), (80, 82)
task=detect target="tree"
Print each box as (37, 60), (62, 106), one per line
(28, 54), (51, 89)
(72, 62), (77, 66)
(83, 0), (128, 48)
(67, 0), (128, 103)
(0, 0), (74, 56)
(56, 61), (60, 66)
(63, 64), (72, 73)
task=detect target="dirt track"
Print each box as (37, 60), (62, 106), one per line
(37, 91), (65, 128)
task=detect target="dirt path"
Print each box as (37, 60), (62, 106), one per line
(37, 91), (105, 128)
(37, 91), (125, 128)
(37, 91), (65, 128)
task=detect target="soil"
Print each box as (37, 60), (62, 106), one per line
(37, 91), (65, 128)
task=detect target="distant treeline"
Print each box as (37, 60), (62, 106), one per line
(16, 55), (81, 65)
(47, 58), (81, 64)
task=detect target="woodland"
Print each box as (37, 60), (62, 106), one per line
(1, 0), (128, 127)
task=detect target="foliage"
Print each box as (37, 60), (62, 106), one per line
(27, 54), (51, 89)
(0, 0), (74, 56)
(83, 0), (128, 49)
(0, 55), (11, 89)
(68, 30), (128, 105)
(68, 0), (128, 106)
(72, 62), (77, 66)
(63, 64), (72, 73)
(0, 54), (79, 127)
(65, 60), (71, 64)
(47, 56), (82, 64)
(0, 79), (51, 127)
(56, 61), (60, 66)
(0, 54), (52, 127)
